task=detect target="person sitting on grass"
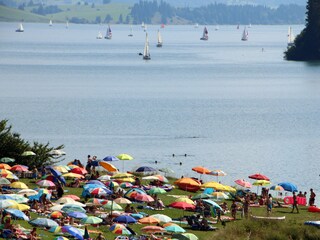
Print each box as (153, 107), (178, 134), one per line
(231, 200), (238, 219)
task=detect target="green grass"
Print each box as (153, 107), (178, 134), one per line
(0, 5), (49, 22)
(22, 3), (131, 23)
(2, 177), (320, 240)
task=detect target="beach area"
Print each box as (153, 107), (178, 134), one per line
(0, 158), (319, 240)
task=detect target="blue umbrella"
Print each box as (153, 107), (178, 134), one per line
(0, 195), (14, 200)
(113, 215), (137, 224)
(62, 204), (86, 213)
(202, 199), (222, 210)
(67, 212), (88, 219)
(278, 182), (298, 192)
(62, 226), (84, 240)
(29, 218), (58, 228)
(5, 208), (29, 221)
(87, 180), (105, 186)
(203, 188), (215, 194)
(58, 175), (66, 186)
(135, 166), (157, 173)
(49, 168), (62, 177)
(103, 156), (119, 162)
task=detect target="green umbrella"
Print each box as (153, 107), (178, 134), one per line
(173, 233), (199, 240)
(165, 225), (186, 233)
(148, 187), (166, 195)
(81, 216), (103, 224)
(102, 201), (122, 211)
(0, 157), (15, 163)
(21, 151), (36, 156)
(191, 193), (214, 200)
(0, 178), (11, 185)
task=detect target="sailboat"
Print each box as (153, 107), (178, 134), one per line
(215, 25), (219, 31)
(241, 27), (248, 41)
(141, 22), (145, 28)
(287, 26), (295, 47)
(156, 30), (163, 47)
(96, 31), (103, 39)
(66, 21), (69, 29)
(16, 23), (24, 32)
(194, 23), (199, 28)
(128, 25), (133, 37)
(49, 19), (53, 27)
(105, 25), (112, 39)
(143, 32), (151, 60)
(200, 27), (208, 40)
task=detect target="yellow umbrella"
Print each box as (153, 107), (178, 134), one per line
(201, 181), (225, 191)
(3, 173), (18, 180)
(253, 180), (271, 186)
(63, 173), (84, 179)
(175, 197), (195, 205)
(99, 162), (118, 172)
(10, 181), (28, 189)
(111, 173), (134, 179)
(223, 185), (236, 192)
(10, 203), (30, 211)
(116, 177), (135, 183)
(117, 153), (133, 171)
(0, 169), (13, 175)
(53, 166), (69, 173)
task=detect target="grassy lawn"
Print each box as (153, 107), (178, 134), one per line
(2, 177), (320, 240)
(0, 5), (50, 22)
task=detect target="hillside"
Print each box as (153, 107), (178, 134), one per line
(0, 5), (49, 22)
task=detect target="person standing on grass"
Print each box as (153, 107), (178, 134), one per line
(309, 189), (316, 206)
(266, 194), (272, 216)
(291, 192), (299, 213)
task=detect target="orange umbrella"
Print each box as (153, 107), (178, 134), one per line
(141, 226), (165, 233)
(138, 216), (160, 224)
(174, 178), (201, 192)
(99, 162), (118, 172)
(192, 166), (211, 174)
(0, 164), (11, 170)
(51, 211), (63, 219)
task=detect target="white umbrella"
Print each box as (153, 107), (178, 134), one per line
(150, 214), (172, 223)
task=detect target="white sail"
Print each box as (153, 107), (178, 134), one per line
(141, 22), (145, 28)
(66, 21), (69, 29)
(143, 32), (150, 60)
(194, 23), (199, 28)
(241, 27), (248, 41)
(97, 31), (103, 39)
(16, 23), (24, 32)
(49, 20), (53, 26)
(157, 30), (162, 47)
(200, 27), (208, 40)
(287, 26), (295, 47)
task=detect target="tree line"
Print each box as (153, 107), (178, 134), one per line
(0, 119), (64, 168)
(130, 0), (305, 24)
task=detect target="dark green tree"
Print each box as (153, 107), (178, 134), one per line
(285, 0), (320, 61)
(104, 14), (113, 23)
(0, 120), (64, 168)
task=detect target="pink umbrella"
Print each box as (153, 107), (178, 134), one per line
(135, 194), (154, 202)
(64, 195), (81, 201)
(234, 179), (252, 188)
(11, 165), (28, 172)
(36, 180), (56, 187)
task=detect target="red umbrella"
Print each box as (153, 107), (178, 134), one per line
(234, 179), (252, 188)
(248, 173), (270, 181)
(169, 202), (195, 210)
(135, 194), (154, 202)
(71, 167), (87, 175)
(11, 165), (28, 172)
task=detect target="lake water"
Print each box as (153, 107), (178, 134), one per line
(0, 23), (319, 202)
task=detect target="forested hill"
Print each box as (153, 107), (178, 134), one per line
(115, 0), (306, 8)
(131, 2), (305, 25)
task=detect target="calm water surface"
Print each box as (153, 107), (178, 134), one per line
(0, 23), (319, 201)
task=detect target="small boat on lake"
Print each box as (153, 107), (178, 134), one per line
(105, 25), (112, 39)
(66, 21), (69, 29)
(49, 19), (53, 27)
(200, 27), (208, 41)
(143, 32), (151, 60)
(96, 31), (103, 39)
(156, 30), (163, 47)
(287, 26), (295, 47)
(241, 27), (248, 41)
(16, 23), (24, 32)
